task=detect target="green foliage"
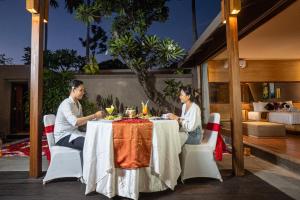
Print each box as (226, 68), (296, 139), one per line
(76, 0), (169, 35)
(83, 56), (100, 74)
(46, 49), (86, 72)
(99, 59), (128, 69)
(50, 0), (84, 13)
(163, 79), (184, 102)
(162, 79), (201, 111)
(79, 24), (107, 56)
(22, 47), (31, 65)
(80, 96), (98, 116)
(96, 94), (125, 114)
(0, 54), (13, 65)
(24, 69), (99, 125)
(76, 0), (185, 111)
(23, 47), (85, 72)
(24, 69), (74, 126)
(109, 34), (185, 70)
(42, 69), (74, 114)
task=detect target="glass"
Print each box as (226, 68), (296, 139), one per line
(142, 104), (148, 115)
(141, 101), (149, 116)
(106, 105), (114, 115)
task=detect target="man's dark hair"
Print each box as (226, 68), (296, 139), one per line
(69, 80), (83, 91)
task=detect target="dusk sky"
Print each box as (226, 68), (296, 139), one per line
(0, 0), (220, 64)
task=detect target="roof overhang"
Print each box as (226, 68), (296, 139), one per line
(180, 0), (296, 67)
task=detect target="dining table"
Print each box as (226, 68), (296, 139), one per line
(82, 118), (182, 199)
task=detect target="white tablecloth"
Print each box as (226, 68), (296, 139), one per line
(83, 119), (181, 199)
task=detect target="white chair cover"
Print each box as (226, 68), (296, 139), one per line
(43, 114), (83, 184)
(181, 113), (223, 182)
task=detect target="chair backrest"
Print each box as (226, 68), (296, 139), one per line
(43, 114), (56, 148)
(202, 113), (221, 150)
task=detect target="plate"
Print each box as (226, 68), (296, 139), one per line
(149, 117), (166, 120)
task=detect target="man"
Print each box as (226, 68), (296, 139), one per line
(54, 80), (104, 150)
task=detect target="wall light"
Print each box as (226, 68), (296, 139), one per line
(230, 0), (241, 15)
(26, 0), (39, 14)
(44, 0), (49, 23)
(221, 0), (226, 24)
(223, 59), (247, 69)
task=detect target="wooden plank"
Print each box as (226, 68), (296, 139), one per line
(208, 60), (300, 82)
(225, 0), (244, 176)
(29, 0), (45, 178)
(0, 171), (294, 200)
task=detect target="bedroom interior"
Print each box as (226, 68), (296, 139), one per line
(206, 0), (300, 173)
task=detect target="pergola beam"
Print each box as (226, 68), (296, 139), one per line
(28, 0), (46, 178)
(224, 0), (244, 176)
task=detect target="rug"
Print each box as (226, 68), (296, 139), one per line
(0, 137), (49, 159)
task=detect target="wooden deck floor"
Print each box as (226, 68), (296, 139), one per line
(0, 170), (293, 200)
(243, 134), (300, 163)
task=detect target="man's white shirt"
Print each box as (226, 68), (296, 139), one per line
(54, 96), (85, 143)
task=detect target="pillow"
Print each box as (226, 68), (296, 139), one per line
(264, 102), (275, 111)
(273, 102), (280, 110)
(286, 101), (293, 108)
(280, 102), (291, 112)
(253, 102), (268, 112)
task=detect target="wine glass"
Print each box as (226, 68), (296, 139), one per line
(142, 104), (148, 116)
(106, 105), (114, 115)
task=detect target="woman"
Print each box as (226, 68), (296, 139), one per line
(168, 86), (202, 146)
(54, 80), (104, 151)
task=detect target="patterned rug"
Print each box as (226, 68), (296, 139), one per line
(0, 137), (49, 158)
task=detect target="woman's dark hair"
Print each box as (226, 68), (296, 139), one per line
(180, 86), (194, 101)
(69, 80), (83, 92)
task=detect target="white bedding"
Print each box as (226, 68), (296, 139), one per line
(268, 112), (300, 125)
(248, 111), (262, 121)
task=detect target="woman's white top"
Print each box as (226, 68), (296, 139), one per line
(180, 102), (202, 132)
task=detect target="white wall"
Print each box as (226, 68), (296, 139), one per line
(76, 73), (193, 110)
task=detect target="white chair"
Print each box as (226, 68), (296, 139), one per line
(181, 113), (223, 182)
(43, 114), (83, 184)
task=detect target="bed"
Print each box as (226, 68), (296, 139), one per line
(268, 112), (300, 125)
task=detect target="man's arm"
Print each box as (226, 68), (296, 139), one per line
(75, 111), (105, 126)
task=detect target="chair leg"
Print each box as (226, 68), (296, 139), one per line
(78, 177), (84, 183)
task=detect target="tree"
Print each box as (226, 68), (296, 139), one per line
(46, 49), (86, 72)
(192, 0), (198, 42)
(99, 59), (128, 69)
(22, 47), (85, 72)
(48, 0), (97, 62)
(76, 0), (186, 112)
(79, 24), (107, 57)
(22, 47), (31, 65)
(0, 53), (13, 65)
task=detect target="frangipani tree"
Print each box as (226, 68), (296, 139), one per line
(76, 0), (186, 112)
(109, 34), (184, 111)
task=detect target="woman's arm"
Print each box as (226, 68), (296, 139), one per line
(181, 105), (201, 132)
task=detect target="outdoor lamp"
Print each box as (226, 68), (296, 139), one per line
(230, 0), (241, 15)
(221, 0), (226, 24)
(26, 0), (39, 14)
(44, 0), (49, 23)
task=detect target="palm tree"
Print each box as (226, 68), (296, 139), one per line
(192, 0), (198, 42)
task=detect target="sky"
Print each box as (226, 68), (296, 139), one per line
(0, 0), (220, 64)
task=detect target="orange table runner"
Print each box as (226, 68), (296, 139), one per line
(112, 118), (153, 169)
